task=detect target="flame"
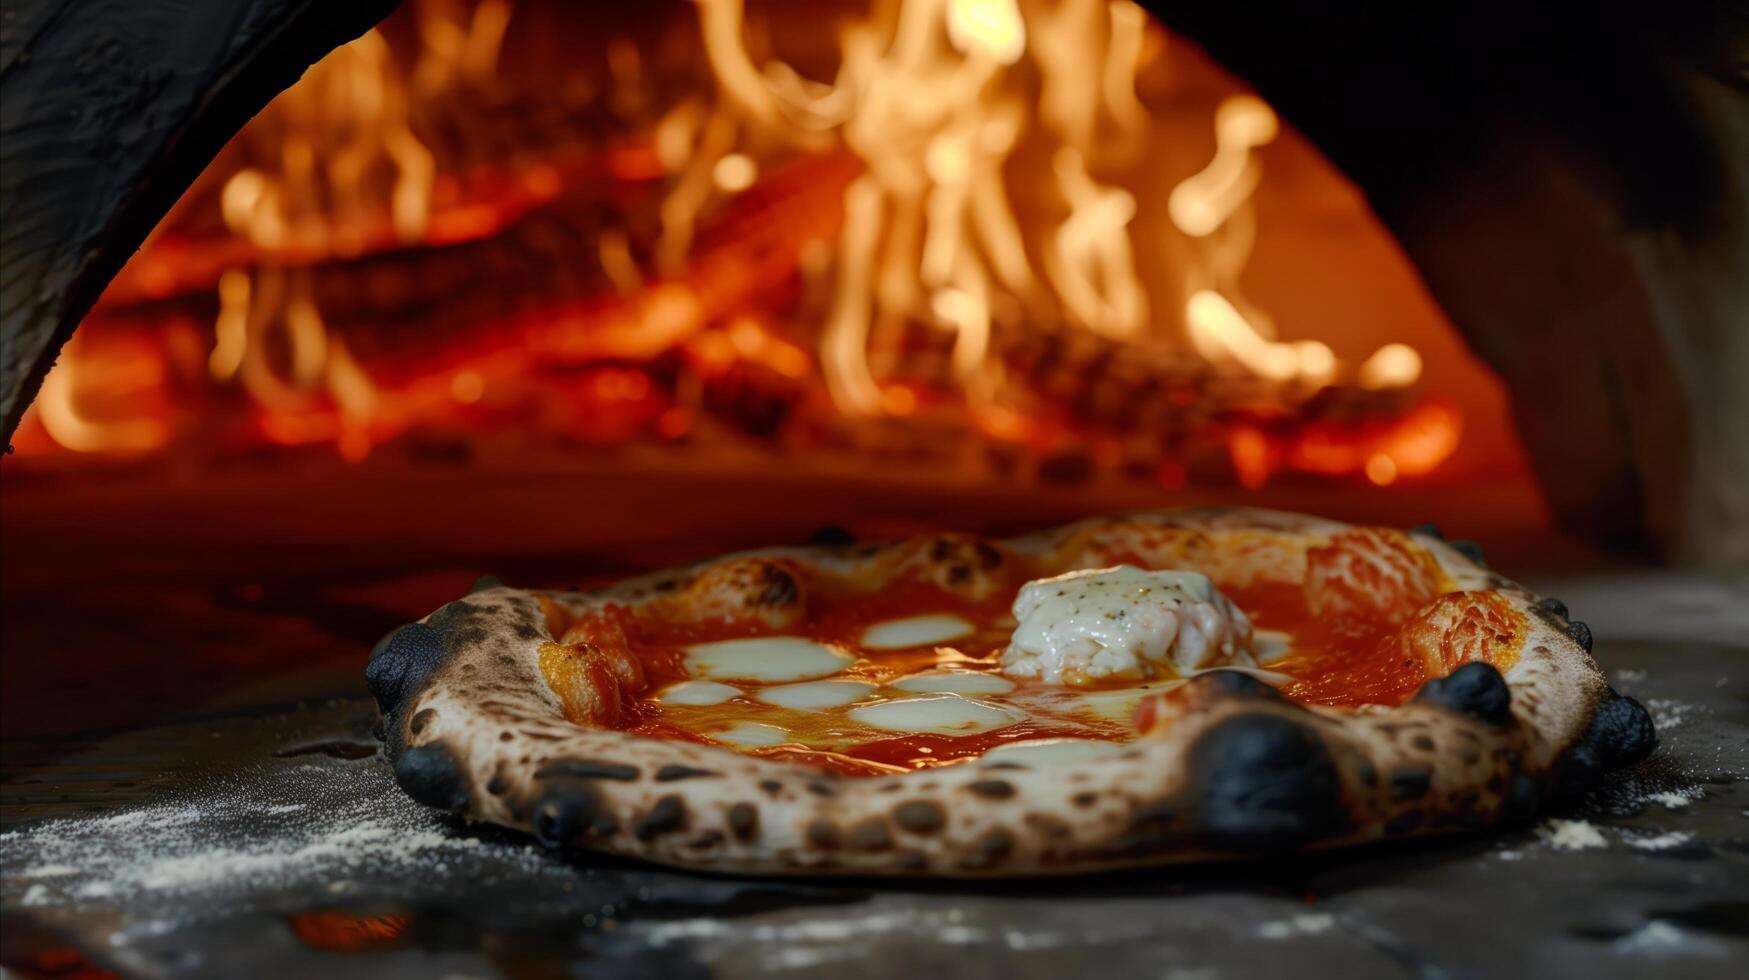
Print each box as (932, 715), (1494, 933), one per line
(209, 269), (251, 380)
(34, 338), (171, 454)
(946, 0), (1026, 65)
(682, 0), (1156, 415)
(1169, 95), (1277, 238)
(1173, 96), (1422, 395)
(1186, 290), (1298, 381)
(1358, 342), (1423, 390)
(1171, 92), (1289, 387)
(25, 0), (1460, 492)
(185, 5), (515, 458)
(1046, 149), (1147, 339)
(219, 29), (442, 254)
(713, 153), (759, 192)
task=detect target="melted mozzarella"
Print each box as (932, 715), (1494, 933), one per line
(1253, 629), (1292, 664)
(1001, 566), (1255, 684)
(982, 738), (1125, 765)
(684, 637), (853, 682)
(712, 722), (791, 746)
(890, 671), (1016, 695)
(1059, 681), (1183, 723)
(757, 679), (878, 710)
(1185, 665), (1293, 686)
(658, 680), (743, 706)
(860, 614), (975, 650)
(848, 694), (1020, 735)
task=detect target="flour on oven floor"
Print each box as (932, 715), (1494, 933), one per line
(0, 759), (564, 929)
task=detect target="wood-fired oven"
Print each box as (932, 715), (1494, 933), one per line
(0, 2), (1743, 974)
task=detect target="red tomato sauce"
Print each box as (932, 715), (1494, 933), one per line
(560, 558), (1448, 775)
(1224, 580), (1431, 707)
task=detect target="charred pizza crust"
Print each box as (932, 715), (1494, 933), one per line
(367, 508), (1656, 876)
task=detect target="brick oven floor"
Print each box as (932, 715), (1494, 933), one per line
(1, 577), (1744, 978)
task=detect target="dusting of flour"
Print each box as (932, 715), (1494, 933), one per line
(1643, 787), (1702, 809)
(0, 759), (562, 921)
(1535, 818), (1609, 851)
(1625, 831), (1694, 851)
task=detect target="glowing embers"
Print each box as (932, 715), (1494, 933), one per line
(287, 910), (412, 954)
(1222, 401), (1465, 491)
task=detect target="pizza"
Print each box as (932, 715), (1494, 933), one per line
(368, 508), (1656, 876)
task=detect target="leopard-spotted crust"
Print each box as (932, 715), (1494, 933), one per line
(367, 508), (1656, 877)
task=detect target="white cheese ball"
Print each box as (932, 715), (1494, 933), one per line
(1000, 566), (1256, 685)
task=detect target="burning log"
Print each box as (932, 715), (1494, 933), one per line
(0, 0), (397, 439)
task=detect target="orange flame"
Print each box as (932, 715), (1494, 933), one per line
(22, 0), (1461, 492)
(34, 342), (172, 455)
(684, 0), (1158, 414)
(1172, 95), (1422, 394)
